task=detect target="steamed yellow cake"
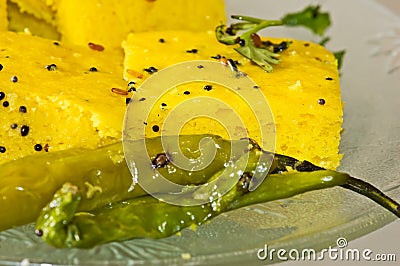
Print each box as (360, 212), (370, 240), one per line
(6, 0), (225, 46)
(7, 1), (59, 39)
(122, 31), (343, 169)
(0, 31), (127, 165)
(56, 0), (226, 47)
(0, 29), (343, 170)
(8, 0), (57, 26)
(0, 0), (7, 31)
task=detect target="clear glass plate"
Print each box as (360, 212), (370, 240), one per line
(1, 0), (399, 265)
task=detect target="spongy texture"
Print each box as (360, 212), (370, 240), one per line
(0, 31), (127, 164)
(56, 0), (226, 47)
(123, 31), (343, 169)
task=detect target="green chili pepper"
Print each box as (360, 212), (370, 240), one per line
(34, 170), (347, 248)
(34, 137), (400, 248)
(0, 135), (233, 231)
(34, 173), (243, 248)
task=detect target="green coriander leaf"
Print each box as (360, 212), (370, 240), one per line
(234, 45), (280, 73)
(215, 25), (238, 45)
(282, 5), (331, 36)
(319, 36), (331, 46)
(333, 50), (346, 70)
(215, 5), (334, 72)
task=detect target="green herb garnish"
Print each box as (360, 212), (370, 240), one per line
(216, 5), (331, 72)
(334, 50), (346, 70)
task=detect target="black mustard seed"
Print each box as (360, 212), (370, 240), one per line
(318, 98), (326, 105)
(35, 229), (43, 237)
(19, 106), (27, 113)
(186, 49), (198, 53)
(204, 85), (213, 91)
(34, 144), (43, 151)
(45, 64), (57, 71)
(21, 125), (30, 136)
(144, 67), (158, 74)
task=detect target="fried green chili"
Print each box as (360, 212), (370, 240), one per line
(33, 136), (400, 248)
(0, 135), (233, 230)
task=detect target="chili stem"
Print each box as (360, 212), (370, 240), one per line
(341, 177), (400, 218)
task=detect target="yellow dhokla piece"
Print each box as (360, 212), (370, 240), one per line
(0, 0), (7, 31)
(122, 31), (343, 169)
(56, 0), (226, 47)
(0, 31), (127, 165)
(7, 1), (59, 39)
(9, 0), (57, 26)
